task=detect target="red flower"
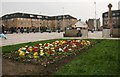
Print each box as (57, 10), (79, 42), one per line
(64, 47), (68, 52)
(44, 43), (48, 47)
(27, 49), (30, 52)
(33, 47), (38, 52)
(47, 51), (53, 54)
(36, 44), (39, 47)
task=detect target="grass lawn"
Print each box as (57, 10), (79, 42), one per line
(54, 39), (120, 75)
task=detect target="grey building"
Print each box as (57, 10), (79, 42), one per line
(87, 18), (100, 31)
(102, 10), (120, 37)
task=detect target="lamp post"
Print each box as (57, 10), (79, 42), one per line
(62, 7), (64, 30)
(94, 2), (97, 31)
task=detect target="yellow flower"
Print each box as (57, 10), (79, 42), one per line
(18, 49), (21, 53)
(81, 42), (84, 45)
(40, 50), (44, 56)
(86, 41), (90, 45)
(29, 48), (32, 52)
(34, 56), (39, 59)
(19, 51), (25, 57)
(34, 52), (38, 56)
(51, 47), (55, 50)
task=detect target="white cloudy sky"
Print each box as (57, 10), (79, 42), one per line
(0, 0), (120, 25)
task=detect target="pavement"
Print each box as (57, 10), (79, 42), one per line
(0, 31), (119, 46)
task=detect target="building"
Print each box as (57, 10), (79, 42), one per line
(87, 18), (100, 31)
(102, 10), (120, 37)
(118, 1), (120, 10)
(1, 12), (77, 33)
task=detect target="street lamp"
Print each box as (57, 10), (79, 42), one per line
(62, 7), (64, 31)
(94, 2), (97, 31)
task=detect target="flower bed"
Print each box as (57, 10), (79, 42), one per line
(5, 40), (94, 66)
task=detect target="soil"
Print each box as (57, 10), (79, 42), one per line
(2, 52), (81, 76)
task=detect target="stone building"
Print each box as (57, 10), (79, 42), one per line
(87, 18), (100, 31)
(1, 12), (77, 32)
(102, 10), (120, 37)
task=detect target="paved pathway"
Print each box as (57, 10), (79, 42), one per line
(0, 31), (119, 46)
(0, 32), (63, 46)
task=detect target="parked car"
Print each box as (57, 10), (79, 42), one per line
(56, 29), (63, 33)
(46, 29), (51, 33)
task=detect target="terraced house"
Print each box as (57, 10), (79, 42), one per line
(1, 12), (77, 33)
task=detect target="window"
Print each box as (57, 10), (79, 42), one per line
(104, 18), (108, 21)
(63, 16), (66, 19)
(5, 16), (8, 18)
(30, 15), (34, 17)
(66, 16), (69, 18)
(112, 21), (116, 24)
(112, 13), (116, 16)
(58, 16), (61, 19)
(37, 16), (42, 18)
(116, 13), (119, 15)
(45, 16), (48, 19)
(104, 13), (108, 17)
(112, 17), (116, 20)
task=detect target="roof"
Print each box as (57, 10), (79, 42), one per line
(102, 10), (120, 17)
(72, 21), (88, 28)
(1, 12), (77, 20)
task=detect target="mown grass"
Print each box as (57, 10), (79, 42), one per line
(54, 39), (120, 75)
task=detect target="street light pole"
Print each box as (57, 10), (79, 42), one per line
(94, 2), (97, 31)
(62, 7), (64, 30)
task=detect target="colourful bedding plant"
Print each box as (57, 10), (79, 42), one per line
(15, 40), (92, 66)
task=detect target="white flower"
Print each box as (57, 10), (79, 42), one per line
(68, 48), (72, 51)
(52, 50), (55, 52)
(40, 50), (44, 56)
(59, 48), (63, 52)
(39, 43), (42, 46)
(56, 40), (59, 43)
(25, 45), (28, 48)
(49, 44), (53, 47)
(72, 44), (76, 48)
(26, 51), (29, 54)
(45, 46), (49, 49)
(22, 47), (26, 50)
(40, 47), (43, 50)
(67, 45), (69, 47)
(76, 40), (80, 42)
(29, 46), (32, 48)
